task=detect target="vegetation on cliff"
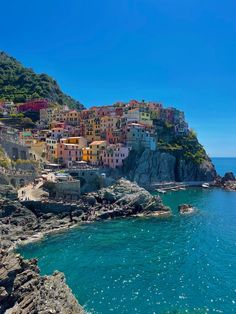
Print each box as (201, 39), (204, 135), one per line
(123, 122), (216, 184)
(0, 115), (36, 129)
(158, 130), (208, 165)
(0, 145), (11, 168)
(0, 51), (84, 110)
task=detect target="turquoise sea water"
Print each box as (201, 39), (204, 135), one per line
(212, 157), (236, 176)
(18, 188), (236, 314)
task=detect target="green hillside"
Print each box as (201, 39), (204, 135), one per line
(0, 51), (84, 110)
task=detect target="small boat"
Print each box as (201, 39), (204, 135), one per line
(202, 183), (210, 188)
(156, 189), (166, 194)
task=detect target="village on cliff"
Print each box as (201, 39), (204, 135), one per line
(0, 98), (188, 168)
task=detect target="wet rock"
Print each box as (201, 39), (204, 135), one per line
(178, 204), (195, 214)
(214, 172), (236, 191)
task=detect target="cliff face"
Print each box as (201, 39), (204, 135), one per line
(123, 149), (216, 186)
(0, 183), (85, 314)
(0, 251), (84, 314)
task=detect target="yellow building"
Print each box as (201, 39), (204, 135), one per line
(84, 118), (101, 143)
(64, 110), (80, 125)
(82, 140), (107, 165)
(100, 116), (119, 132)
(139, 111), (153, 126)
(60, 136), (87, 148)
(82, 147), (90, 162)
(52, 109), (64, 122)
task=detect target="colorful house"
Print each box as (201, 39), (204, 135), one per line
(81, 147), (90, 162)
(84, 117), (101, 143)
(101, 143), (131, 168)
(82, 140), (107, 165)
(100, 116), (120, 132)
(64, 110), (80, 125)
(57, 137), (87, 166)
(124, 108), (140, 123)
(126, 123), (156, 151)
(60, 136), (87, 147)
(52, 109), (68, 122)
(46, 138), (58, 162)
(57, 143), (82, 167)
(139, 109), (153, 127)
(51, 127), (68, 139)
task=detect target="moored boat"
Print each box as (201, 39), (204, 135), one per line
(156, 189), (167, 194)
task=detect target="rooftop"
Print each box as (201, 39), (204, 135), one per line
(90, 140), (107, 145)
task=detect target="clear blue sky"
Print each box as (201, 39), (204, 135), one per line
(1, 0), (236, 156)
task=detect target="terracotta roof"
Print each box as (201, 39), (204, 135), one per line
(90, 140), (107, 145)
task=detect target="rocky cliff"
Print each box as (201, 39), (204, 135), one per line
(0, 251), (84, 314)
(0, 184), (85, 314)
(123, 132), (216, 186)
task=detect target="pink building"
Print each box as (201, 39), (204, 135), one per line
(101, 143), (131, 168)
(57, 137), (87, 167)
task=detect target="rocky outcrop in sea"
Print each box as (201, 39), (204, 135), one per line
(214, 172), (236, 191)
(178, 204), (195, 215)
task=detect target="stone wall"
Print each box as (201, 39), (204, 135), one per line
(0, 138), (29, 161)
(67, 168), (102, 193)
(55, 180), (81, 200)
(0, 172), (36, 188)
(22, 200), (84, 215)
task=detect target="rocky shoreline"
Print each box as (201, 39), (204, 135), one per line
(0, 179), (170, 314)
(213, 172), (236, 191)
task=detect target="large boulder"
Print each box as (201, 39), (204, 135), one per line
(222, 172), (235, 183)
(178, 204), (195, 215)
(92, 179), (170, 214)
